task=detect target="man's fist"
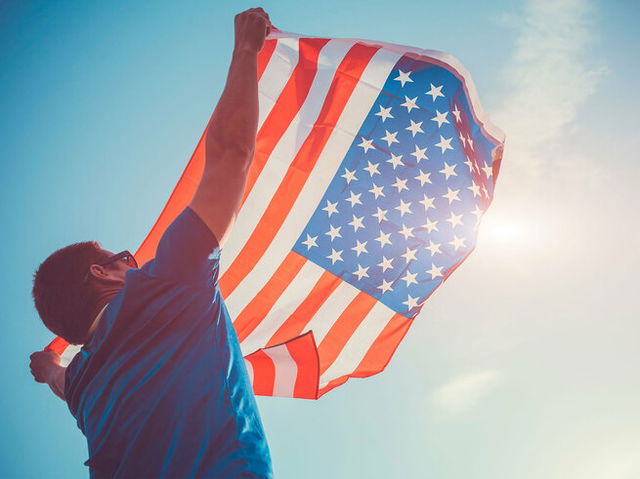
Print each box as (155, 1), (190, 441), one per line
(234, 7), (271, 54)
(29, 350), (61, 384)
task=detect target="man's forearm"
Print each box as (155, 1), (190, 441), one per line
(205, 49), (259, 161)
(48, 365), (66, 401)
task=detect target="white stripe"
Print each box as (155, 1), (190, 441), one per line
(303, 280), (360, 344)
(263, 343), (298, 397)
(268, 30), (504, 143)
(220, 39), (356, 276)
(225, 47), (402, 322)
(60, 344), (82, 367)
(237, 259), (324, 356)
(244, 357), (255, 387)
(318, 300), (395, 388)
(257, 38), (300, 130)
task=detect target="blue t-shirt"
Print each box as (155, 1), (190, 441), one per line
(65, 207), (273, 478)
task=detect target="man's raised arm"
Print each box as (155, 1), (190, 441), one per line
(190, 8), (271, 248)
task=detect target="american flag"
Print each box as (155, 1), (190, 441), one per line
(46, 30), (504, 399)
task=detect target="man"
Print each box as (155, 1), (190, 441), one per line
(28, 8), (274, 478)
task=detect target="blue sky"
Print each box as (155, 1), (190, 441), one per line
(1, 0), (638, 477)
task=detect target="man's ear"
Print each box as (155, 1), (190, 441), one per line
(88, 264), (114, 282)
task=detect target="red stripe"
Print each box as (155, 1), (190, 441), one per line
(219, 43), (380, 298)
(232, 251), (307, 343)
(317, 313), (412, 397)
(239, 38), (330, 209)
(257, 39), (277, 81)
(266, 270), (342, 347)
(316, 292), (378, 375)
(45, 336), (70, 355)
(285, 331), (320, 399)
(245, 350), (276, 396)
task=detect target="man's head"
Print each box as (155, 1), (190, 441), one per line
(32, 242), (137, 344)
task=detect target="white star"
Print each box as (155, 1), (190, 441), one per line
(452, 104), (462, 122)
(358, 137), (375, 153)
(471, 205), (484, 221)
(387, 153), (404, 169)
(341, 168), (358, 184)
(380, 130), (399, 147)
(351, 239), (368, 257)
(363, 160), (381, 177)
(459, 132), (467, 148)
(374, 230), (392, 248)
(368, 183), (385, 199)
(463, 155), (474, 172)
(425, 240), (441, 256)
(431, 110), (450, 128)
(439, 162), (457, 180)
(401, 96), (419, 113)
(395, 199), (412, 217)
(391, 176), (409, 193)
(374, 105), (394, 122)
(482, 162), (493, 178)
(378, 256), (394, 272)
(402, 294), (419, 310)
(377, 279), (394, 294)
(398, 223), (415, 240)
(325, 224), (342, 241)
(301, 234), (318, 250)
(435, 135), (454, 154)
(410, 145), (428, 163)
(345, 191), (362, 207)
(467, 181), (481, 197)
(419, 194), (436, 212)
(401, 247), (418, 263)
(401, 271), (418, 287)
(481, 184), (489, 198)
(467, 135), (474, 150)
(348, 214), (365, 232)
(449, 235), (466, 251)
(372, 207), (388, 223)
(322, 199), (339, 217)
(353, 264), (370, 280)
(414, 169), (432, 186)
(422, 218), (438, 233)
(446, 211), (464, 228)
(394, 69), (414, 87)
(326, 248), (344, 264)
(405, 119), (424, 137)
(425, 83), (444, 101)
(426, 263), (443, 279)
(442, 187), (461, 204)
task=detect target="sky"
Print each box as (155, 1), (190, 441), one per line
(1, 0), (639, 477)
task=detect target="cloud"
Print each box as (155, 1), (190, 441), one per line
(430, 370), (501, 416)
(493, 0), (606, 176)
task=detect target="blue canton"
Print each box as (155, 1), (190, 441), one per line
(292, 54), (497, 319)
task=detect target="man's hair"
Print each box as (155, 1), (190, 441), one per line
(32, 241), (110, 344)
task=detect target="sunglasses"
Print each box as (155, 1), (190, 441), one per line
(83, 250), (138, 283)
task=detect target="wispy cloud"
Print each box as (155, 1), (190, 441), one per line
(430, 370), (501, 416)
(494, 0), (606, 177)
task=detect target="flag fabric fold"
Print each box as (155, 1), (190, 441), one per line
(46, 29), (504, 399)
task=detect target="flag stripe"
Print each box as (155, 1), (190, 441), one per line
(317, 313), (412, 396)
(317, 292), (378, 374)
(234, 251), (307, 342)
(266, 269), (341, 347)
(241, 38), (330, 209)
(246, 350), (276, 396)
(287, 332), (320, 399)
(218, 43), (379, 298)
(244, 357), (255, 386)
(318, 301), (396, 387)
(219, 39), (356, 278)
(257, 39), (278, 81)
(262, 343), (298, 397)
(237, 257), (324, 355)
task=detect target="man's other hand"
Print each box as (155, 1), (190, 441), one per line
(29, 350), (61, 383)
(234, 7), (271, 54)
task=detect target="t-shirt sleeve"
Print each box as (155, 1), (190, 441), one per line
(144, 207), (221, 284)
